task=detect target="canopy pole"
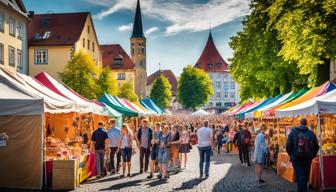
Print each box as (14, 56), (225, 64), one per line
(317, 113), (325, 189)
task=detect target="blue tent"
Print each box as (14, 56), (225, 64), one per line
(141, 98), (163, 114)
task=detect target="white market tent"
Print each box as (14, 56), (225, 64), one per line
(276, 89), (336, 118)
(276, 89), (336, 189)
(0, 77), (44, 189)
(192, 109), (210, 116)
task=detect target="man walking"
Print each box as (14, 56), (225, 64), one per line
(148, 122), (162, 178)
(233, 124), (243, 165)
(197, 120), (213, 178)
(91, 122), (108, 178)
(286, 118), (319, 192)
(240, 122), (252, 166)
(107, 119), (121, 175)
(136, 119), (153, 173)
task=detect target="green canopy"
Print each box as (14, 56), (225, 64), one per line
(99, 93), (138, 117)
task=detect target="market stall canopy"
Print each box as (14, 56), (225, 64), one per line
(227, 102), (253, 116)
(276, 89), (336, 118)
(0, 77), (43, 115)
(141, 98), (164, 114)
(244, 95), (283, 119)
(35, 72), (105, 115)
(192, 109), (210, 116)
(99, 93), (138, 117)
(0, 67), (77, 113)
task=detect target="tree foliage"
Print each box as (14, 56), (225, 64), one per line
(96, 67), (119, 97)
(149, 74), (172, 109)
(177, 65), (213, 110)
(118, 81), (139, 102)
(267, 0), (336, 86)
(59, 51), (99, 99)
(229, 0), (308, 101)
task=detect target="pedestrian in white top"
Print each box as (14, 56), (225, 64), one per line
(197, 120), (213, 178)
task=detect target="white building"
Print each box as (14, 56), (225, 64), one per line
(194, 31), (240, 113)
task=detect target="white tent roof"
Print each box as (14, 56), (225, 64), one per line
(192, 109), (210, 116)
(0, 67), (77, 113)
(276, 89), (336, 118)
(0, 78), (43, 115)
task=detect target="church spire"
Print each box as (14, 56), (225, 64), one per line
(131, 0), (144, 38)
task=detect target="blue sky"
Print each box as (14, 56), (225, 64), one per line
(23, 0), (250, 76)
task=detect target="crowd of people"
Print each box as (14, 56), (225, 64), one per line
(90, 115), (319, 192)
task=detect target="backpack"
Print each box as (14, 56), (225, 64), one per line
(240, 130), (250, 145)
(294, 128), (313, 161)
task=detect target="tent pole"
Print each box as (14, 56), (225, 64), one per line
(317, 113), (325, 189)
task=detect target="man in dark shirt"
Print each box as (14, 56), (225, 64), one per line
(286, 118), (319, 192)
(91, 122), (108, 178)
(136, 119), (153, 173)
(233, 124), (243, 165)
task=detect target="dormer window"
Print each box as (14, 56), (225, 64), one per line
(40, 17), (51, 28)
(114, 54), (123, 65)
(216, 63), (222, 67)
(208, 63), (213, 68)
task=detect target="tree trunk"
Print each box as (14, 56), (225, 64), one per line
(316, 59), (330, 86)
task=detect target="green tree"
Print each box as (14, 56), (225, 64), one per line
(177, 65), (213, 110)
(229, 0), (307, 101)
(96, 67), (119, 97)
(59, 51), (99, 99)
(149, 74), (172, 109)
(118, 81), (139, 102)
(267, 0), (336, 86)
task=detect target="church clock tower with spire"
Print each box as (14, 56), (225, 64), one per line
(130, 0), (147, 98)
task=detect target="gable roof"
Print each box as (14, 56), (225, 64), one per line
(194, 31), (228, 72)
(131, 0), (144, 38)
(28, 12), (89, 46)
(100, 44), (135, 70)
(0, 0), (28, 18)
(147, 70), (178, 95)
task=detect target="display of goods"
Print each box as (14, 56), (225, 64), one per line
(322, 143), (336, 155)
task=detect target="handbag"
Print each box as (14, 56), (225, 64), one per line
(188, 142), (192, 150)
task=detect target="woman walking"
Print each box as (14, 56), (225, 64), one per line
(117, 124), (134, 177)
(157, 125), (171, 179)
(179, 125), (190, 169)
(253, 124), (268, 184)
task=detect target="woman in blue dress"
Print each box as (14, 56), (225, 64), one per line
(253, 124), (268, 184)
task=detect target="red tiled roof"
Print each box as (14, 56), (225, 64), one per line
(28, 12), (88, 46)
(147, 70), (178, 95)
(100, 44), (135, 70)
(194, 32), (228, 72)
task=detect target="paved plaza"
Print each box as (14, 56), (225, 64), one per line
(75, 148), (299, 192)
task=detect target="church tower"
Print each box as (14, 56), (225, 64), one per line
(130, 0), (147, 98)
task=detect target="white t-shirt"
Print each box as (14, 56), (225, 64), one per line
(197, 127), (212, 147)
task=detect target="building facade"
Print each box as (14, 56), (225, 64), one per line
(194, 32), (239, 113)
(130, 0), (147, 98)
(100, 44), (136, 91)
(28, 12), (101, 80)
(330, 60), (336, 81)
(0, 0), (29, 74)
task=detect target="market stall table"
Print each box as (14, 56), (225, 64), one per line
(309, 155), (336, 190)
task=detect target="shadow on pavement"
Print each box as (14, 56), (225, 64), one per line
(173, 178), (206, 191)
(146, 178), (169, 187)
(99, 178), (143, 191)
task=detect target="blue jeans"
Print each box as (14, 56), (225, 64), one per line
(198, 146), (211, 176)
(292, 161), (311, 192)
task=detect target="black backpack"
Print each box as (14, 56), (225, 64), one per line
(294, 128), (313, 161)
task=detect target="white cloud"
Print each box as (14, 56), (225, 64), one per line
(118, 23), (133, 32)
(145, 26), (159, 36)
(93, 0), (250, 35)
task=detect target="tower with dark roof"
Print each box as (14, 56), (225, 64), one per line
(130, 0), (147, 98)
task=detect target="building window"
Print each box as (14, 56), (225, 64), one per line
(141, 47), (145, 54)
(92, 42), (95, 52)
(87, 25), (90, 33)
(216, 81), (220, 89)
(224, 92), (228, 98)
(9, 46), (15, 66)
(216, 102), (222, 107)
(17, 49), (22, 70)
(17, 21), (23, 39)
(230, 81), (235, 89)
(223, 81), (228, 91)
(216, 92), (221, 99)
(0, 43), (3, 64)
(0, 12), (4, 32)
(230, 92), (235, 98)
(114, 58), (122, 65)
(87, 39), (90, 50)
(34, 49), (48, 64)
(83, 38), (85, 48)
(9, 17), (15, 36)
(223, 73), (228, 80)
(117, 73), (126, 80)
(132, 48), (134, 55)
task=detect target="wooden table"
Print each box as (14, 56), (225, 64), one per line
(309, 155), (336, 190)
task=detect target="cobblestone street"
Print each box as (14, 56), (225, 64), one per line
(74, 148), (298, 192)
